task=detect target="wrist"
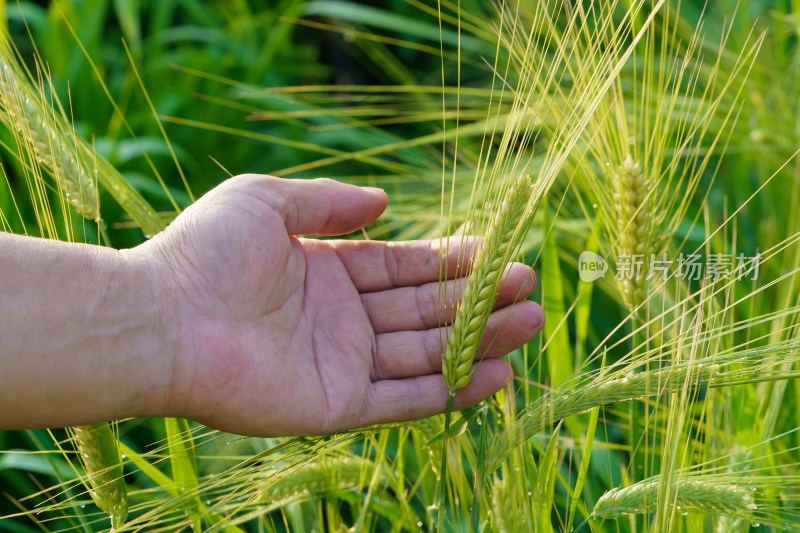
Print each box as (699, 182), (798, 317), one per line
(113, 246), (181, 420)
(0, 234), (180, 429)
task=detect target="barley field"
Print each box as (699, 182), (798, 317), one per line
(1, 0), (800, 532)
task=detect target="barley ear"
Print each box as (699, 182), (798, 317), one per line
(485, 358), (727, 472)
(612, 153), (650, 310)
(406, 415), (444, 474)
(715, 447), (755, 532)
(0, 57), (100, 222)
(491, 477), (523, 533)
(259, 457), (383, 504)
(73, 423), (128, 528)
(592, 478), (756, 520)
(442, 173), (532, 393)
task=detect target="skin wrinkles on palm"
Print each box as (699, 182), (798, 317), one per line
(173, 236), (398, 434)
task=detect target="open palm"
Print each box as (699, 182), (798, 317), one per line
(141, 175), (543, 437)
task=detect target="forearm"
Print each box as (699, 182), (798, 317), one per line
(0, 232), (172, 429)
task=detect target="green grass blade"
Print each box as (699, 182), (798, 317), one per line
(469, 406), (489, 532)
(542, 206), (574, 388)
(164, 418), (201, 530)
(567, 407), (600, 528)
(537, 422), (562, 533)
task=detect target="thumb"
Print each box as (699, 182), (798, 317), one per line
(256, 175), (387, 236)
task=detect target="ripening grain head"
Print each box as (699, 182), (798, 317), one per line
(72, 423), (128, 528)
(593, 478), (756, 520)
(443, 173), (532, 393)
(0, 51), (99, 222)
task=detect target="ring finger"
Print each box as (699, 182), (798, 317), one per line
(371, 299), (544, 380)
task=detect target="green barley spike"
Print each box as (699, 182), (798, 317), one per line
(259, 457), (382, 504)
(592, 478), (756, 520)
(0, 59), (100, 222)
(73, 423), (128, 529)
(612, 153), (651, 310)
(443, 173), (532, 393)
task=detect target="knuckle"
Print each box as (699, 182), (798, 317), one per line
(424, 329), (444, 372)
(234, 173), (276, 183)
(414, 284), (437, 329)
(405, 381), (422, 419)
(384, 244), (401, 287)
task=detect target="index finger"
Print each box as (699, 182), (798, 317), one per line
(330, 237), (480, 293)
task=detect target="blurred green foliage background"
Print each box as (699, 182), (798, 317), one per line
(0, 0), (499, 240)
(1, 1), (799, 531)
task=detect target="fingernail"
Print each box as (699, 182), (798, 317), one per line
(364, 186), (386, 195)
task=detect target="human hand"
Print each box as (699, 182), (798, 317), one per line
(133, 175), (544, 437)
